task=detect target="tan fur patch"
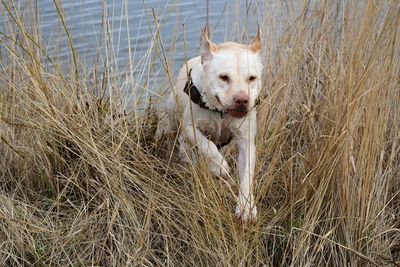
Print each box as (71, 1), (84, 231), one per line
(216, 42), (248, 51)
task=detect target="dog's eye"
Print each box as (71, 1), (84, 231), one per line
(219, 74), (230, 83)
(248, 75), (257, 82)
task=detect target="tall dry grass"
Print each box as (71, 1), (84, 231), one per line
(0, 0), (399, 266)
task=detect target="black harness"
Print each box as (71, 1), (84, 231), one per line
(216, 136), (233, 150)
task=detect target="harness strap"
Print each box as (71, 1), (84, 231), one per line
(216, 136), (233, 150)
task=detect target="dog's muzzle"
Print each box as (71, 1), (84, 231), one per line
(227, 92), (250, 118)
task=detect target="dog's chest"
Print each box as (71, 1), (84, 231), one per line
(197, 115), (234, 146)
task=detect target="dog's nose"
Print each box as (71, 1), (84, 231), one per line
(233, 92), (249, 107)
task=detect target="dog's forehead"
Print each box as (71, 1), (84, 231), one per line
(237, 52), (261, 74)
(210, 49), (260, 74)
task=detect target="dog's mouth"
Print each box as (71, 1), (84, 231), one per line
(227, 109), (248, 118)
(215, 95), (249, 118)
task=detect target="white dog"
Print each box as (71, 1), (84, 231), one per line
(166, 26), (263, 223)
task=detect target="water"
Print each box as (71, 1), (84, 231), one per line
(39, 1), (263, 77)
(1, 1), (266, 103)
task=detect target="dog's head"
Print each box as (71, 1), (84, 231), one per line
(200, 25), (263, 119)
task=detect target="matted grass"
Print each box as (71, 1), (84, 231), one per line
(0, 0), (399, 266)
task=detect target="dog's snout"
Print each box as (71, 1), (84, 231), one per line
(233, 92), (249, 108)
(234, 97), (249, 105)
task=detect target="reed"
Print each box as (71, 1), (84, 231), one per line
(0, 0), (399, 266)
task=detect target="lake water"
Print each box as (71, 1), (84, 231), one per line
(41, 1), (264, 79)
(1, 0), (268, 102)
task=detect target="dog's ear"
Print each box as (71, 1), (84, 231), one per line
(200, 25), (215, 64)
(249, 24), (262, 54)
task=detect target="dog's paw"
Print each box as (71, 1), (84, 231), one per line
(235, 199), (257, 223)
(209, 159), (230, 177)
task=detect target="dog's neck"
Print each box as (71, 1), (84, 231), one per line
(184, 68), (225, 115)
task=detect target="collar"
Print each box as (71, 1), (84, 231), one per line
(183, 69), (226, 117)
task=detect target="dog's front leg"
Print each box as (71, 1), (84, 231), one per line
(183, 125), (230, 177)
(235, 134), (257, 223)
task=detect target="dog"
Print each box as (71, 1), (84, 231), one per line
(165, 25), (263, 223)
